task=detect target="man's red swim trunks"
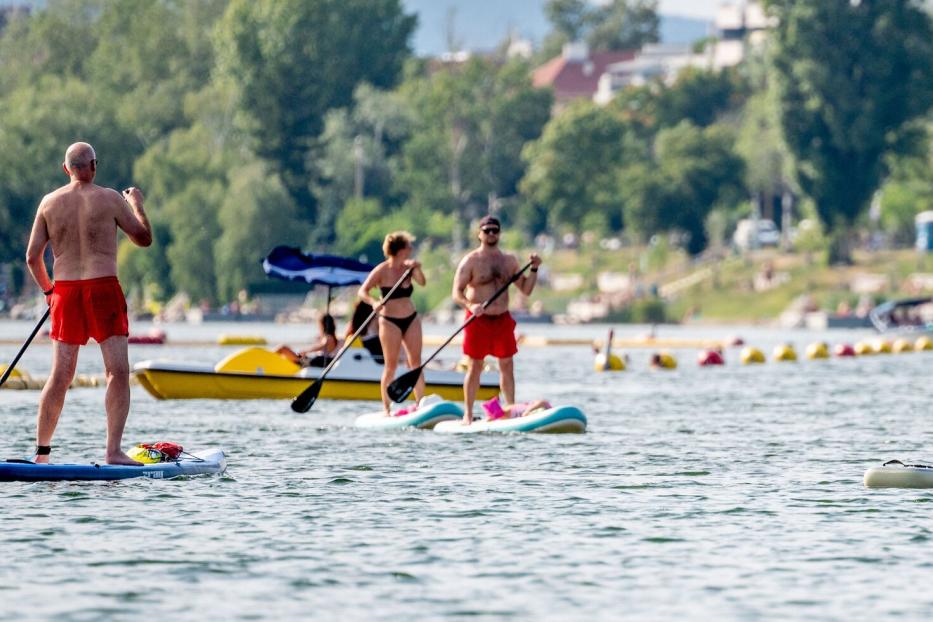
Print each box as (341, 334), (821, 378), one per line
(49, 276), (129, 345)
(462, 311), (518, 359)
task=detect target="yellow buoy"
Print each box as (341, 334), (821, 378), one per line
(854, 341), (873, 356)
(217, 334), (268, 346)
(772, 343), (797, 362)
(805, 342), (830, 360)
(0, 365), (25, 379)
(740, 347), (765, 364)
(872, 339), (892, 354)
(594, 353), (625, 371)
(892, 338), (913, 353)
(916, 335), (933, 351)
(650, 351), (677, 369)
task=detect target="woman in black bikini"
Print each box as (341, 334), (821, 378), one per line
(357, 231), (426, 415)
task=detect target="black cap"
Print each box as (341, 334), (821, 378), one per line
(478, 215), (500, 229)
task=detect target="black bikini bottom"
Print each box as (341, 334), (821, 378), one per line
(380, 311), (418, 335)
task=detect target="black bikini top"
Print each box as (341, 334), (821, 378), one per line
(380, 284), (413, 301)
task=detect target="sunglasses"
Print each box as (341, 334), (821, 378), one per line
(481, 227), (500, 234)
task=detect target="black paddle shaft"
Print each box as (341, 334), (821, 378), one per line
(387, 261), (533, 403)
(0, 307), (50, 388)
(290, 266), (415, 413)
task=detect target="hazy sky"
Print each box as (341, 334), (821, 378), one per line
(658, 0), (721, 19)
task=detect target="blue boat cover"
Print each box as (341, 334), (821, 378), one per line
(262, 246), (374, 287)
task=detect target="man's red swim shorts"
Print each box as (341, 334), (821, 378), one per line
(462, 311), (518, 359)
(49, 276), (129, 345)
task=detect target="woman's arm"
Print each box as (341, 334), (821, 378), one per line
(357, 264), (384, 308)
(405, 259), (426, 286)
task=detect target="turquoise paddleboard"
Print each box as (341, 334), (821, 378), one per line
(0, 449), (226, 482)
(355, 399), (463, 430)
(433, 406), (587, 434)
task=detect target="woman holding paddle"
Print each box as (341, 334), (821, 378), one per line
(357, 231), (426, 415)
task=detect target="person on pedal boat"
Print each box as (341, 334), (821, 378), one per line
(275, 313), (339, 367)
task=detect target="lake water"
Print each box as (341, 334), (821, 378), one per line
(1, 320), (932, 620)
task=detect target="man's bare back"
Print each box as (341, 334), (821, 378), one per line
(37, 184), (143, 280)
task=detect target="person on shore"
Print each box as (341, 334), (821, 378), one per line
(452, 216), (542, 424)
(357, 231), (426, 415)
(275, 313), (339, 367)
(25, 142), (152, 465)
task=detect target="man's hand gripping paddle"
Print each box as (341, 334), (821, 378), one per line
(387, 261), (533, 403)
(290, 267), (414, 413)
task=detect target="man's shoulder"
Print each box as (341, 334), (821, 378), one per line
(92, 185), (123, 201)
(41, 184), (71, 203)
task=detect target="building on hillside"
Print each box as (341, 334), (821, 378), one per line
(532, 42), (635, 110)
(593, 44), (711, 105)
(712, 1), (772, 68)
(593, 2), (772, 106)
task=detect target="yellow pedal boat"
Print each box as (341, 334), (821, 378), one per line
(133, 347), (500, 401)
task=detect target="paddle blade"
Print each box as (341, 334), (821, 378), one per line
(291, 380), (322, 413)
(387, 367), (422, 403)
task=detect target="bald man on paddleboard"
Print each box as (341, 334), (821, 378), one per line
(452, 215), (542, 424)
(25, 142), (152, 465)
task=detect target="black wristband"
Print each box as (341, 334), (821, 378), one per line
(43, 286), (54, 296)
(530, 268), (538, 273)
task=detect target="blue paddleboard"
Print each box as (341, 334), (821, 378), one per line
(0, 449), (226, 482)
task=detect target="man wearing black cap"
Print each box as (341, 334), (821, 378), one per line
(452, 215), (542, 424)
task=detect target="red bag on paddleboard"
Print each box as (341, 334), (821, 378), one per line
(140, 442), (184, 460)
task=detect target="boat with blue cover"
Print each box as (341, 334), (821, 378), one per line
(0, 449), (226, 482)
(433, 405), (587, 434)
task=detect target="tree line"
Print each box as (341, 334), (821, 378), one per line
(0, 0), (931, 308)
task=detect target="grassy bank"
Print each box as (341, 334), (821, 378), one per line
(524, 244), (933, 324)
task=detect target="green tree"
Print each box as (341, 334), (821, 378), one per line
(621, 122), (746, 254)
(521, 101), (644, 232)
(215, 0), (416, 220)
(396, 58), (552, 243)
(214, 163), (309, 302)
(542, 0), (658, 55)
(544, 0), (589, 41)
(0, 76), (134, 263)
(312, 84), (412, 244)
(0, 0), (100, 94)
(879, 134), (933, 245)
(587, 0), (659, 52)
(764, 0), (933, 262)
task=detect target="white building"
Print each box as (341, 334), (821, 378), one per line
(594, 44), (710, 105)
(712, 2), (772, 68)
(594, 2), (772, 105)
